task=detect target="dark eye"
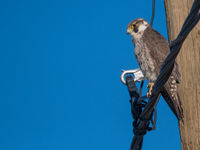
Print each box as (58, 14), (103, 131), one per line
(132, 24), (136, 28)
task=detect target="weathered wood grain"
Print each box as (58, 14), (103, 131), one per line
(164, 0), (200, 150)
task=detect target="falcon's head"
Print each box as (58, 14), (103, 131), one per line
(127, 18), (149, 41)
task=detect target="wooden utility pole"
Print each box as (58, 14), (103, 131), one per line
(164, 0), (200, 150)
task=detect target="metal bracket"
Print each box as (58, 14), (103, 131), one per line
(121, 68), (144, 84)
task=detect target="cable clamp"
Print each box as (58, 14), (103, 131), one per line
(121, 68), (144, 84)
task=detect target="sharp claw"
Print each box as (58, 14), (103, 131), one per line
(147, 82), (154, 97)
(147, 90), (152, 97)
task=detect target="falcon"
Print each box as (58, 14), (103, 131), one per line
(126, 18), (183, 120)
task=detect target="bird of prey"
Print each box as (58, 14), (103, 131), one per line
(126, 18), (183, 120)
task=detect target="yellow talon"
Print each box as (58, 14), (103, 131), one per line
(147, 82), (154, 97)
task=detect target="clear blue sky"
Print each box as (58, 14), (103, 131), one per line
(0, 0), (181, 150)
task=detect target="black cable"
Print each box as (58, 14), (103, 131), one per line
(139, 80), (144, 97)
(150, 0), (155, 26)
(126, 76), (157, 150)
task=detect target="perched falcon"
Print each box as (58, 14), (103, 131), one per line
(127, 18), (183, 120)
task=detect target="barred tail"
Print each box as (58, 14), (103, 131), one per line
(161, 75), (183, 120)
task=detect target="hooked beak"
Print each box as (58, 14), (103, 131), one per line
(126, 27), (132, 34)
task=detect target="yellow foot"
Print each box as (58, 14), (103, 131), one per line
(147, 82), (154, 97)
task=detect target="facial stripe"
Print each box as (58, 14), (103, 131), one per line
(134, 26), (138, 33)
